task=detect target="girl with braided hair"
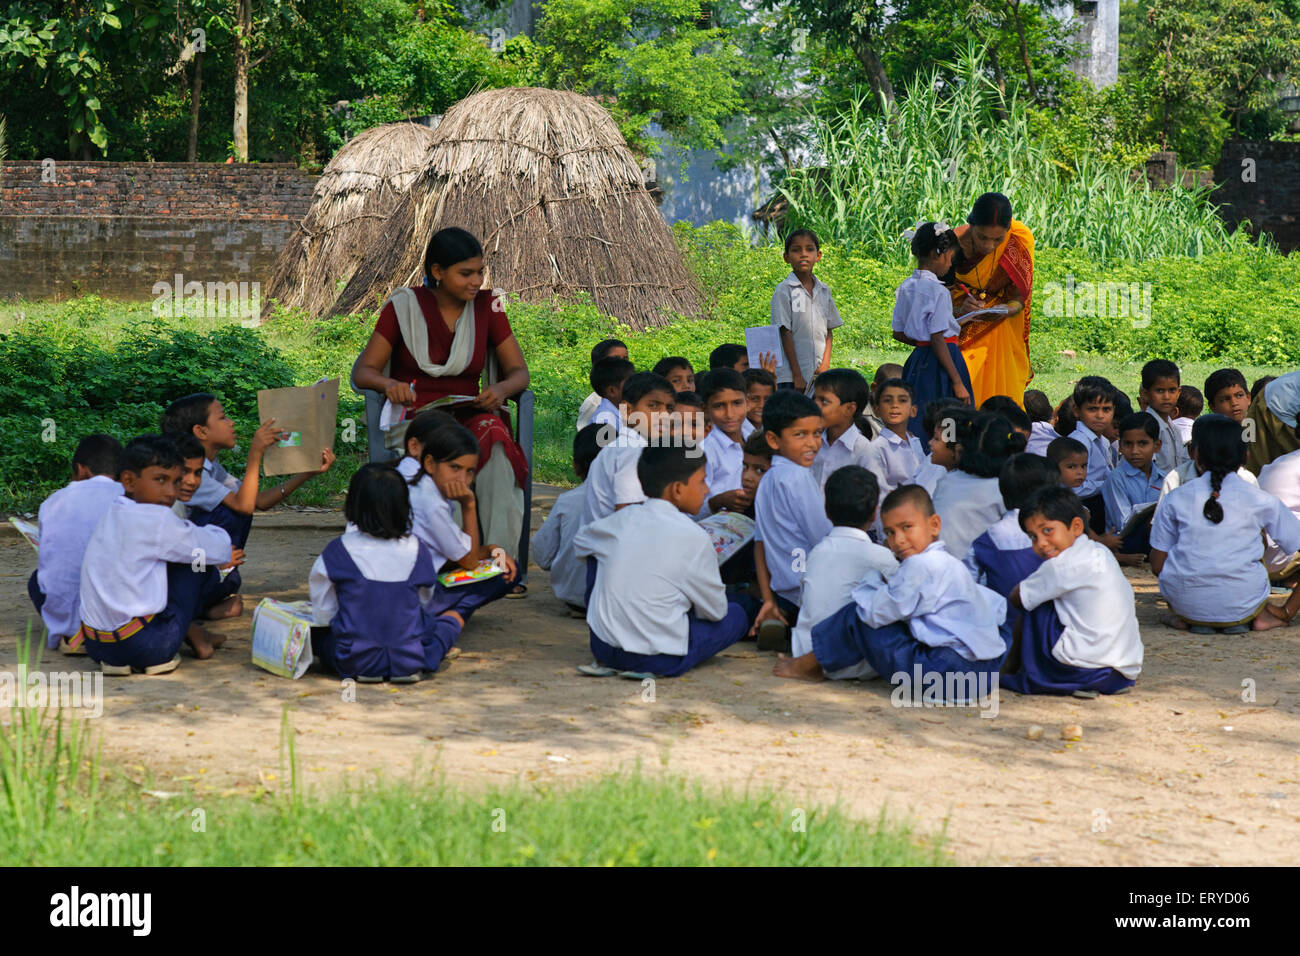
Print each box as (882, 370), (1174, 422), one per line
(1150, 415), (1300, 633)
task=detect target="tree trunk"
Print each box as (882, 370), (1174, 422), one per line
(233, 0), (251, 162)
(188, 51), (203, 162)
(851, 39), (895, 111)
(1005, 1), (1037, 100)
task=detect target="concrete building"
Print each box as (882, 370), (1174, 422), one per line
(1052, 0), (1120, 89)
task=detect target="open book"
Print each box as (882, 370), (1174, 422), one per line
(10, 517), (38, 552)
(1119, 501), (1158, 541)
(379, 392), (478, 432)
(698, 512), (755, 565)
(956, 304), (1009, 325)
(438, 560), (505, 588)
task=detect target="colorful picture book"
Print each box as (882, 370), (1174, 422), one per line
(698, 511), (755, 565)
(250, 598), (315, 680)
(438, 560), (505, 588)
(9, 516), (39, 552)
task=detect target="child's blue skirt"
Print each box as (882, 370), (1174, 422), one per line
(903, 340), (973, 441)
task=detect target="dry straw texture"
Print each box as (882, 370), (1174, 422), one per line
(263, 121), (438, 318)
(329, 87), (701, 329)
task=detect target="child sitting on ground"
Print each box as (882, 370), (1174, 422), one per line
(932, 411), (1026, 562)
(697, 369), (756, 516)
(672, 390), (706, 444)
(166, 431), (245, 620)
(1067, 376), (1117, 533)
(1150, 415), (1300, 634)
(1047, 435), (1088, 494)
(866, 363), (904, 438)
(576, 338), (629, 428)
(752, 391), (832, 650)
(574, 444), (755, 677)
(1244, 369), (1300, 474)
(744, 368), (776, 431)
(913, 399), (969, 494)
(77, 435), (233, 675)
(1204, 368), (1250, 424)
(772, 229), (842, 394)
(652, 356), (695, 394)
(811, 368), (874, 491)
(587, 356), (636, 433)
(863, 378), (925, 500)
(1006, 486), (1143, 695)
(981, 396), (1032, 443)
(533, 425), (603, 616)
(28, 434), (124, 654)
(1172, 384), (1202, 444)
(775, 485), (1006, 695)
(1102, 411), (1166, 560)
(580, 372), (677, 526)
(740, 430), (773, 516)
(1023, 389), (1057, 455)
(786, 466), (897, 680)
(1139, 360), (1188, 473)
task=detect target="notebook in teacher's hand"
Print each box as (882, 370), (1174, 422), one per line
(956, 305), (1009, 325)
(256, 377), (340, 477)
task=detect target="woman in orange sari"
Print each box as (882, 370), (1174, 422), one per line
(943, 193), (1035, 407)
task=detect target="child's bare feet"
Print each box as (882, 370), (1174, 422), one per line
(773, 652), (824, 681)
(1159, 612), (1189, 630)
(186, 622), (216, 659)
(1253, 604), (1290, 631)
(203, 593), (243, 620)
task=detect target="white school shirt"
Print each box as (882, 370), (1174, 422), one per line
(812, 423), (873, 491)
(1151, 410), (1189, 473)
(1102, 459), (1166, 533)
(576, 391), (602, 429)
(1258, 449), (1300, 517)
(396, 456), (471, 570)
(891, 269), (958, 342)
(1070, 421), (1113, 498)
(309, 531), (430, 626)
(1264, 370), (1300, 427)
(1025, 421), (1057, 457)
(912, 459), (948, 496)
(35, 476), (124, 639)
(589, 397), (622, 433)
(190, 456), (242, 512)
(699, 419), (756, 516)
(1172, 416), (1194, 445)
(863, 428), (925, 499)
(574, 498), (727, 656)
(963, 509), (1029, 582)
(1157, 459), (1256, 509)
(1017, 537), (1143, 678)
(931, 469), (1005, 561)
(792, 527), (897, 679)
(1150, 472), (1300, 624)
(79, 496), (232, 631)
(580, 430), (648, 526)
(754, 455), (833, 605)
(531, 483), (588, 607)
(770, 271), (843, 386)
(851, 541), (1005, 662)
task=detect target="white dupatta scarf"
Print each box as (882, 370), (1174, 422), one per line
(380, 285), (500, 386)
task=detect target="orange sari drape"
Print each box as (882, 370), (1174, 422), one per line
(952, 220), (1035, 407)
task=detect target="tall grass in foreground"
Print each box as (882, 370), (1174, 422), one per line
(0, 695), (945, 866)
(780, 46), (1258, 266)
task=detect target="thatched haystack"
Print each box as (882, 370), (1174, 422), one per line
(263, 121), (438, 318)
(329, 87), (701, 330)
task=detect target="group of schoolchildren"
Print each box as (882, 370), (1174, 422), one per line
(25, 222), (1300, 700)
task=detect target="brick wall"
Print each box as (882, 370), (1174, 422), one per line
(0, 161), (316, 300)
(1213, 141), (1300, 253)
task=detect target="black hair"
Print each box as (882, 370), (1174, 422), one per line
(980, 395), (1030, 432)
(1177, 384), (1204, 418)
(922, 399), (969, 443)
(1054, 395), (1076, 436)
(120, 434), (181, 476)
(673, 390), (703, 410)
(1193, 414), (1246, 525)
(423, 226), (483, 286)
(743, 367), (776, 390)
(968, 192), (1014, 229)
(812, 368), (874, 438)
(404, 408), (458, 457)
(591, 338), (627, 365)
(1118, 411), (1160, 442)
(1072, 375), (1116, 409)
(708, 343), (748, 371)
(573, 423), (603, 480)
(742, 429), (774, 460)
(697, 368), (747, 403)
(880, 483), (935, 518)
(958, 412), (1027, 478)
(160, 392), (217, 437)
(590, 357), (636, 397)
(1204, 368), (1248, 405)
(621, 371), (675, 406)
(872, 363), (903, 387)
(824, 465), (880, 528)
(910, 221), (959, 260)
(1045, 436), (1087, 464)
(1018, 485), (1087, 532)
(72, 434), (124, 477)
(1141, 359), (1180, 390)
(637, 443), (704, 499)
(1251, 375), (1275, 400)
(1023, 389), (1052, 423)
(346, 463), (411, 540)
(999, 453), (1057, 512)
(652, 356), (693, 381)
(784, 228), (820, 253)
(161, 431), (205, 464)
(877, 377), (915, 403)
(1112, 390), (1134, 422)
(411, 422), (480, 487)
(762, 389), (820, 435)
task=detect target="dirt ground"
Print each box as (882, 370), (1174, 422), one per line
(3, 486), (1298, 865)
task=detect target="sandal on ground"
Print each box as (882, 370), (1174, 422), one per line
(505, 584), (528, 599)
(390, 672), (425, 684)
(355, 674), (384, 684)
(577, 662), (618, 677)
(100, 661), (132, 676)
(1221, 624), (1250, 634)
(1071, 689), (1099, 699)
(756, 620), (791, 653)
(61, 637), (86, 656)
(1189, 625), (1216, 635)
(139, 654), (180, 676)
